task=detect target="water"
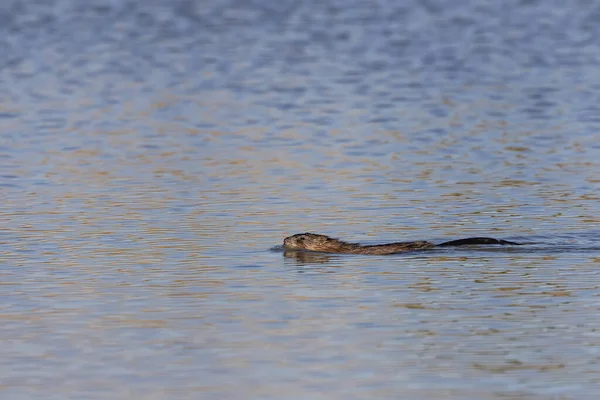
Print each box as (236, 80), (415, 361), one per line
(1, 0), (600, 398)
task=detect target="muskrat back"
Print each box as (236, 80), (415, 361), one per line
(283, 232), (520, 255)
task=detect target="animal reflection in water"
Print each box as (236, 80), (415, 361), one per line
(283, 250), (335, 264)
(283, 232), (521, 255)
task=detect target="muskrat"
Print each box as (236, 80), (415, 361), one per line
(283, 233), (521, 255)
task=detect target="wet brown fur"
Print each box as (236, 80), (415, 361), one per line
(283, 233), (435, 255)
(283, 232), (520, 255)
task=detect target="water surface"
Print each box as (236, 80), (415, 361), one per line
(1, 0), (600, 399)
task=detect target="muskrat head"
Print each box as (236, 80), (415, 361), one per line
(283, 233), (345, 252)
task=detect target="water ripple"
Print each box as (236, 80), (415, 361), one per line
(1, 0), (600, 399)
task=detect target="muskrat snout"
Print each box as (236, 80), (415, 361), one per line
(283, 235), (296, 248)
(283, 233), (315, 250)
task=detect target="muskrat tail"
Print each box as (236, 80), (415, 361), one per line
(437, 237), (522, 247)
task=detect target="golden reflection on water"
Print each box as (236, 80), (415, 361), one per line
(2, 50), (600, 400)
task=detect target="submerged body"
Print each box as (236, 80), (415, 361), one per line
(283, 233), (520, 255)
